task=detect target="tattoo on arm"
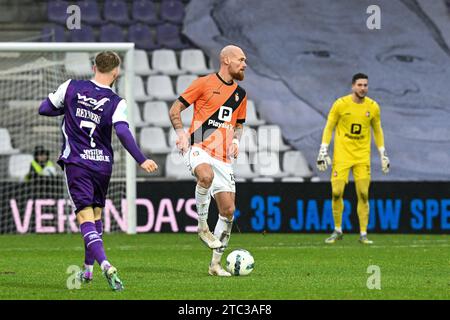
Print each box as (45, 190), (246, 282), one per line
(169, 100), (187, 131)
(234, 123), (244, 141)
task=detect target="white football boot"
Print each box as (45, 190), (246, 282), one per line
(198, 228), (222, 249)
(208, 263), (231, 277)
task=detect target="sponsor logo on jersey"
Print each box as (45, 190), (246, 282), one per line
(207, 119), (234, 130)
(350, 123), (362, 134)
(345, 133), (365, 140)
(76, 93), (110, 111)
(218, 106), (233, 122)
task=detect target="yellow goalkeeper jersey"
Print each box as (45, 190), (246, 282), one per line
(321, 95), (385, 164)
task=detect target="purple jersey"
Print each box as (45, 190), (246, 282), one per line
(49, 79), (128, 174)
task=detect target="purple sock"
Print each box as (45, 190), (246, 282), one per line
(95, 219), (103, 237)
(84, 219), (103, 266)
(80, 222), (107, 267)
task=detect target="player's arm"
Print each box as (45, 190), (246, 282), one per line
(169, 77), (204, 153)
(38, 98), (64, 116)
(113, 100), (157, 173)
(229, 96), (247, 159)
(168, 99), (189, 153)
(371, 103), (390, 174)
(317, 100), (340, 171)
(229, 123), (244, 159)
(38, 79), (71, 117)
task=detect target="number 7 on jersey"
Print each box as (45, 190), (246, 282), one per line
(80, 120), (97, 148)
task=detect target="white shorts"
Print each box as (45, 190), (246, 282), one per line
(183, 146), (236, 196)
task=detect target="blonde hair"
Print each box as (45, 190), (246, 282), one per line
(94, 51), (121, 73)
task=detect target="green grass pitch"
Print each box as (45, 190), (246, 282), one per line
(0, 233), (448, 300)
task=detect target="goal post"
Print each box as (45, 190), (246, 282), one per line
(0, 42), (137, 234)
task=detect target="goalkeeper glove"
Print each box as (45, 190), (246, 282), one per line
(379, 147), (390, 174)
(316, 144), (332, 171)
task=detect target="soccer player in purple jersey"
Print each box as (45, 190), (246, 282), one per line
(38, 51), (158, 291)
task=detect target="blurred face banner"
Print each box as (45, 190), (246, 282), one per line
(183, 0), (450, 180)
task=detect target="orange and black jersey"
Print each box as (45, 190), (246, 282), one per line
(178, 73), (247, 163)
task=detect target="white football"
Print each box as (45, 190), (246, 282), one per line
(226, 249), (254, 276)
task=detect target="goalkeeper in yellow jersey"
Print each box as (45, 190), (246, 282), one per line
(317, 73), (390, 245)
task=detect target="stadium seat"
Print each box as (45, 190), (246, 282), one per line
(131, 102), (146, 127)
(251, 177), (275, 182)
(180, 49), (213, 75)
(99, 23), (125, 42)
(8, 154), (33, 180)
(104, 0), (131, 25)
(160, 0), (185, 24)
(208, 55), (215, 70)
(281, 176), (305, 182)
(118, 76), (153, 102)
(128, 23), (160, 50)
(47, 0), (69, 25)
(151, 49), (184, 75)
(245, 100), (266, 126)
(132, 0), (160, 25)
(78, 0), (104, 26)
(176, 74), (198, 96)
(181, 106), (193, 126)
(253, 151), (288, 178)
(233, 152), (258, 179)
(134, 50), (156, 76)
(156, 23), (189, 50)
(139, 127), (171, 154)
(64, 52), (92, 76)
(69, 25), (95, 42)
(41, 25), (66, 42)
(146, 75), (177, 101)
(257, 125), (291, 152)
(143, 101), (172, 127)
(165, 152), (194, 180)
(282, 150), (313, 178)
(0, 128), (19, 155)
(239, 127), (258, 153)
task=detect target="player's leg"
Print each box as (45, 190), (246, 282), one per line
(92, 173), (124, 290)
(355, 179), (371, 242)
(331, 180), (346, 232)
(209, 191), (235, 276)
(93, 207), (103, 237)
(185, 147), (221, 249)
(78, 205), (94, 283)
(77, 206), (113, 284)
(325, 163), (350, 243)
(65, 164), (122, 291)
(354, 164), (372, 244)
(64, 164), (98, 283)
(208, 158), (236, 276)
(194, 163), (214, 229)
(81, 206), (103, 282)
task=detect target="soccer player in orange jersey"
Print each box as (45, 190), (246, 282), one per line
(169, 45), (247, 276)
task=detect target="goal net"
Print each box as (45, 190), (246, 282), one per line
(0, 43), (136, 234)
